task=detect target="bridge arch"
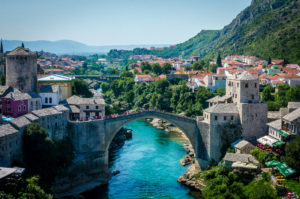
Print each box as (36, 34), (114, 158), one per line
(104, 111), (206, 161)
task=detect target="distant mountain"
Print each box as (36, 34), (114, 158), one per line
(1, 40), (169, 55)
(153, 0), (300, 64)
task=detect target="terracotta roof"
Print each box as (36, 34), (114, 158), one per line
(272, 80), (285, 85)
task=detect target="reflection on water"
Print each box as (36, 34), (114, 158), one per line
(84, 120), (201, 199)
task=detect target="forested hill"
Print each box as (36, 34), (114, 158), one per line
(155, 0), (300, 63)
(110, 0), (300, 64)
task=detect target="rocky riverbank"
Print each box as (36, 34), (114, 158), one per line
(109, 127), (132, 152)
(145, 118), (204, 192)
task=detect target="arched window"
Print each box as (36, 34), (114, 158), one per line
(49, 97), (52, 104)
(45, 97), (48, 103)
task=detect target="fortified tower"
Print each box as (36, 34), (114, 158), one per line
(227, 71), (267, 139)
(0, 40), (4, 75)
(6, 47), (37, 92)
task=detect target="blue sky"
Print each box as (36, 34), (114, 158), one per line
(0, 0), (251, 46)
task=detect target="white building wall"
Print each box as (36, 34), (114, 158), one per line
(40, 92), (61, 106)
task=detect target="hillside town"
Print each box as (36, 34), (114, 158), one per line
(0, 41), (299, 198)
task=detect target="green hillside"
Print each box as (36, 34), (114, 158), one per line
(152, 0), (300, 64)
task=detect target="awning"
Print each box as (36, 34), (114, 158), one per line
(272, 141), (285, 147)
(265, 160), (281, 167)
(279, 130), (290, 138)
(257, 135), (278, 146)
(232, 161), (258, 169)
(276, 162), (297, 177)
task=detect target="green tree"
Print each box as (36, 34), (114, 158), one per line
(152, 63), (162, 75)
(120, 71), (134, 78)
(261, 85), (274, 102)
(217, 53), (222, 67)
(18, 177), (53, 199)
(82, 62), (88, 70)
(72, 79), (93, 98)
(22, 123), (74, 185)
(268, 57), (272, 65)
(282, 136), (300, 172)
(101, 82), (110, 93)
(192, 61), (203, 70)
(141, 62), (152, 72)
(208, 64), (218, 73)
(0, 74), (5, 86)
(162, 63), (172, 74)
(216, 87), (225, 96)
(144, 69), (150, 74)
(248, 180), (277, 199)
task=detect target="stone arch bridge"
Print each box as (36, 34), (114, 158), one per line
(70, 111), (210, 164)
(57, 111), (218, 195)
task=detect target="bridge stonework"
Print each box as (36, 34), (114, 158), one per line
(54, 111), (221, 196)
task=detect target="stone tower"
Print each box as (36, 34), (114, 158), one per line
(226, 71), (267, 139)
(0, 40), (4, 75)
(6, 47), (37, 92)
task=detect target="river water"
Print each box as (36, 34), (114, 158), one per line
(84, 120), (200, 199)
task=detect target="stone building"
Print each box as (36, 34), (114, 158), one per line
(39, 85), (62, 107)
(6, 47), (37, 93)
(0, 105), (70, 166)
(66, 95), (105, 121)
(199, 71), (268, 162)
(38, 75), (73, 101)
(227, 71), (267, 138)
(1, 88), (41, 117)
(234, 140), (255, 154)
(0, 124), (19, 166)
(31, 106), (69, 140)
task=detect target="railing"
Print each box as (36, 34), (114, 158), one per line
(104, 109), (196, 121)
(69, 109), (196, 123)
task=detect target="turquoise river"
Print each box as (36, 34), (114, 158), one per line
(84, 120), (201, 199)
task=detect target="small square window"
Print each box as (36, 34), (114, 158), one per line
(215, 116), (218, 120)
(224, 116), (226, 120)
(245, 83), (248, 88)
(86, 106), (89, 109)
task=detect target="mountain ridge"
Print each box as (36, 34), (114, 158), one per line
(152, 0), (300, 64)
(1, 39), (169, 55)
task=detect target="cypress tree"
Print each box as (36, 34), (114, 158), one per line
(217, 53), (222, 67)
(21, 42), (24, 48)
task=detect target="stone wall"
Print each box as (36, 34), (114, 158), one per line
(0, 105), (69, 166)
(238, 103), (268, 139)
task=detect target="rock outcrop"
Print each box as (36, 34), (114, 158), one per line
(177, 163), (204, 191)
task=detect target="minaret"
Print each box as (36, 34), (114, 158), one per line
(0, 39), (4, 75)
(0, 39), (3, 53)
